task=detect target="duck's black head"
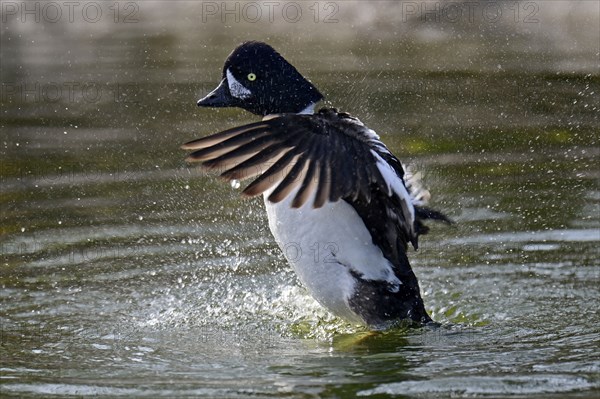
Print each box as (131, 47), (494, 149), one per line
(197, 41), (324, 116)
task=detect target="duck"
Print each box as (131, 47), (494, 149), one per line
(182, 41), (450, 329)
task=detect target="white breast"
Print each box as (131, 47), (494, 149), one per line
(263, 188), (401, 325)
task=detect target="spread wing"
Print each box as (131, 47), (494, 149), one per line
(182, 108), (416, 244)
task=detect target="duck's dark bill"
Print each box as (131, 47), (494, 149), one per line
(197, 78), (234, 107)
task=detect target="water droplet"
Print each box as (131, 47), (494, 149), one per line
(231, 180), (240, 189)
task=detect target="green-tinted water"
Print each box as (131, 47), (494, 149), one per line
(1, 1), (599, 398)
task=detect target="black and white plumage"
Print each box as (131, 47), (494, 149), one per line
(184, 41), (450, 328)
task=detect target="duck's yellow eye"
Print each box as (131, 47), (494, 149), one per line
(247, 73), (256, 81)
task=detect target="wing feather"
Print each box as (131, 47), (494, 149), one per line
(220, 142), (291, 180)
(183, 109), (417, 245)
(181, 122), (270, 150)
(268, 153), (309, 203)
(313, 160), (331, 208)
(290, 135), (321, 208)
(241, 149), (298, 197)
(198, 134), (279, 168)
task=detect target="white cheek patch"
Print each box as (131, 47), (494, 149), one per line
(226, 69), (252, 99)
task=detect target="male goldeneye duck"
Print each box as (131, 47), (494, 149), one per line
(183, 41), (450, 329)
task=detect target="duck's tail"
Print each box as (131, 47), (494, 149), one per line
(403, 165), (453, 236)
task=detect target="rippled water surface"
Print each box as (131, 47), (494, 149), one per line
(1, 2), (599, 398)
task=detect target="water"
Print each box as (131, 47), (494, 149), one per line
(1, 1), (599, 397)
